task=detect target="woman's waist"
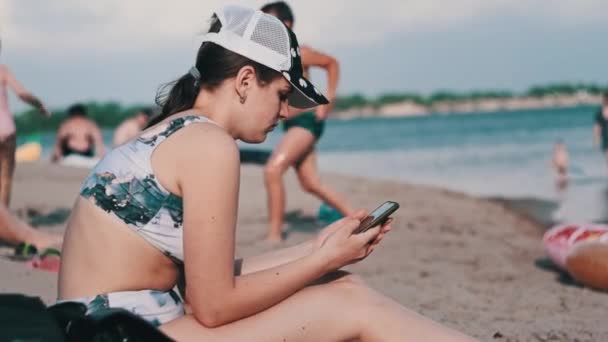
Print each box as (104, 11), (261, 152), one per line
(59, 203), (181, 299)
(58, 253), (180, 301)
(56, 287), (185, 326)
(62, 139), (94, 151)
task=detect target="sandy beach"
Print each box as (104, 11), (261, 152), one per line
(2, 161), (607, 341)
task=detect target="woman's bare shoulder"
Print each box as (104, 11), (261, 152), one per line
(161, 120), (239, 165)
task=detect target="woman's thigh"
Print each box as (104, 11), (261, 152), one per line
(267, 128), (315, 171)
(161, 272), (367, 342)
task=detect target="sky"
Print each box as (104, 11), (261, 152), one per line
(0, 0), (607, 111)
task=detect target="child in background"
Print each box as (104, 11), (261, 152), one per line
(552, 139), (569, 191)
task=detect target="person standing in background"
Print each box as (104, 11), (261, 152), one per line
(552, 139), (569, 191)
(261, 1), (352, 242)
(0, 39), (51, 206)
(593, 91), (608, 169)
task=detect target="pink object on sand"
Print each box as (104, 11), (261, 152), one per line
(25, 255), (61, 273)
(542, 224), (608, 269)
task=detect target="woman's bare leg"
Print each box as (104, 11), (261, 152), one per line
(264, 128), (315, 242)
(0, 204), (62, 248)
(295, 150), (352, 216)
(0, 135), (16, 206)
(161, 272), (474, 341)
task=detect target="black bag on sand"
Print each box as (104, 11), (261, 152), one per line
(0, 294), (65, 342)
(0, 294), (173, 342)
(57, 306), (174, 342)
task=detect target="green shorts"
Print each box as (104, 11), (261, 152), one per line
(282, 112), (325, 140)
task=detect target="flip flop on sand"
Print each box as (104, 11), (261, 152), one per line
(11, 242), (40, 261)
(8, 243), (61, 272)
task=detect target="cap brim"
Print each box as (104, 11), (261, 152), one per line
(281, 70), (329, 109)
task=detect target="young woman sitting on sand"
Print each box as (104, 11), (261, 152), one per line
(56, 5), (473, 341)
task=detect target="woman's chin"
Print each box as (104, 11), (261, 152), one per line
(241, 133), (268, 144)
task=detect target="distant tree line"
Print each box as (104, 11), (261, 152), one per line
(15, 83), (608, 133)
(333, 83), (608, 111)
(15, 102), (151, 134)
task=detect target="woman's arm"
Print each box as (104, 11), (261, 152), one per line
(174, 124), (375, 328)
(235, 214), (369, 276)
(300, 46), (340, 120)
(176, 125), (328, 327)
(2, 65), (50, 116)
(234, 240), (313, 276)
(300, 46), (339, 100)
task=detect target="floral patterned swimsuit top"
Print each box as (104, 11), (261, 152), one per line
(79, 115), (212, 263)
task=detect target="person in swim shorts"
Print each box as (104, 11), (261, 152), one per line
(262, 1), (352, 242)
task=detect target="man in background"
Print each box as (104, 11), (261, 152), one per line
(51, 103), (105, 163)
(113, 107), (153, 146)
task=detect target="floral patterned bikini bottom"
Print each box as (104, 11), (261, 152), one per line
(56, 288), (184, 326)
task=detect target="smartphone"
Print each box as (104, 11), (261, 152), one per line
(354, 201), (400, 234)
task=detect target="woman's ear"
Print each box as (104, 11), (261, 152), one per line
(235, 65), (256, 99)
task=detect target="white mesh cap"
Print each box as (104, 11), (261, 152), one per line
(200, 5), (328, 109)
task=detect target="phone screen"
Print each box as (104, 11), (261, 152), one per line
(355, 201), (399, 234)
(368, 202), (395, 220)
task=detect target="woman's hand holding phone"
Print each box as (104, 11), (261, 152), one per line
(313, 210), (393, 272)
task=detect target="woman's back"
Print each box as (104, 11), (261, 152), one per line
(57, 117), (98, 152)
(58, 115), (217, 299)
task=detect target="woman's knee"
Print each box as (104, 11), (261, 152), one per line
(330, 271), (367, 286)
(304, 273), (380, 335)
(315, 271), (373, 300)
(263, 160), (286, 181)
